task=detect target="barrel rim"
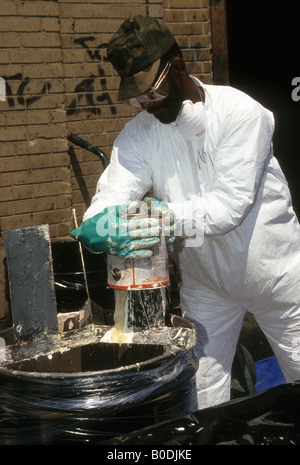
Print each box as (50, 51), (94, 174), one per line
(0, 345), (184, 380)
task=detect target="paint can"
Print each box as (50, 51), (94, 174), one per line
(107, 212), (170, 290)
(107, 238), (169, 290)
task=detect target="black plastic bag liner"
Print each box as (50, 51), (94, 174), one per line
(0, 345), (198, 445)
(51, 241), (114, 312)
(101, 382), (300, 445)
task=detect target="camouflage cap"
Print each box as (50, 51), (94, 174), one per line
(107, 15), (175, 101)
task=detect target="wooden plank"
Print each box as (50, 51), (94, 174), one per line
(4, 224), (58, 340)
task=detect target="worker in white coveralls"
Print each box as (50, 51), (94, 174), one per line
(71, 15), (300, 409)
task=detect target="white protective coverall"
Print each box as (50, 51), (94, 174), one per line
(84, 78), (300, 409)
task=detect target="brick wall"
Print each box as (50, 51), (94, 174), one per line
(0, 0), (212, 328)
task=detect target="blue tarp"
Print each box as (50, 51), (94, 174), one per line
(255, 355), (286, 392)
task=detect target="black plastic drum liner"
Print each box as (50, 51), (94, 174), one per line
(51, 241), (114, 312)
(102, 381), (300, 445)
(0, 346), (198, 445)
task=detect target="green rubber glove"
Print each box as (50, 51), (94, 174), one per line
(70, 204), (161, 258)
(143, 197), (175, 252)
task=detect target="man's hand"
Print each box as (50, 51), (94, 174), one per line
(143, 197), (175, 252)
(71, 204), (161, 258)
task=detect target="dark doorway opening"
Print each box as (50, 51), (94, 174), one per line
(226, 0), (300, 216)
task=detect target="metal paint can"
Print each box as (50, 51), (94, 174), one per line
(107, 237), (169, 290)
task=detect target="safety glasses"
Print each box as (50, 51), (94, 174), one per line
(125, 57), (175, 108)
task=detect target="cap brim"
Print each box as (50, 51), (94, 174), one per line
(118, 60), (160, 101)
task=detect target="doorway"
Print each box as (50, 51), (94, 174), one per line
(226, 0), (300, 216)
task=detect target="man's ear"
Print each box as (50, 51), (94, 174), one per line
(170, 57), (186, 81)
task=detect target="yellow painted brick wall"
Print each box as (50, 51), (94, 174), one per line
(0, 0), (212, 328)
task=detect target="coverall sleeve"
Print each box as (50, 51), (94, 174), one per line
(169, 101), (275, 236)
(83, 122), (153, 221)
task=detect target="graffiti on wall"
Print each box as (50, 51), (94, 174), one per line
(1, 73), (50, 108)
(0, 36), (202, 116)
(66, 68), (116, 116)
(186, 44), (202, 74)
(66, 36), (117, 116)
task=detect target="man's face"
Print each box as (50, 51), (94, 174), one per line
(142, 72), (184, 124)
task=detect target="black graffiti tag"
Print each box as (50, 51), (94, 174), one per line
(3, 73), (50, 108)
(1, 37), (201, 117)
(66, 65), (116, 116)
(67, 37), (116, 116)
(74, 36), (109, 62)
